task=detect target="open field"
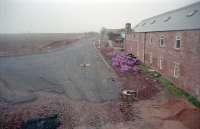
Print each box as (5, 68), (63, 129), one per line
(0, 33), (84, 49)
(0, 33), (84, 57)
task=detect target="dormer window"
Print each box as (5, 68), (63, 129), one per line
(135, 24), (139, 28)
(150, 20), (156, 24)
(142, 23), (146, 26)
(186, 10), (198, 17)
(164, 16), (171, 22)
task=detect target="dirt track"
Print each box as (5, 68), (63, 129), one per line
(0, 37), (200, 129)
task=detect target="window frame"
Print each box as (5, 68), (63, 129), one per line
(173, 62), (180, 78)
(149, 52), (153, 64)
(159, 56), (163, 70)
(175, 36), (181, 49)
(159, 35), (165, 48)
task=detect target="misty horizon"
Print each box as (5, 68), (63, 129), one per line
(0, 0), (199, 33)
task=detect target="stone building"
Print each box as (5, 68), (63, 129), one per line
(124, 2), (200, 100)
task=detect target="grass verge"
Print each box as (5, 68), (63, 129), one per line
(139, 64), (200, 109)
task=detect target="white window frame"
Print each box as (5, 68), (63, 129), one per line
(173, 62), (180, 78)
(175, 36), (181, 49)
(159, 56), (163, 70)
(149, 52), (153, 64)
(159, 35), (165, 47)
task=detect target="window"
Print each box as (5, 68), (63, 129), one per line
(164, 16), (171, 22)
(142, 23), (146, 26)
(159, 56), (163, 70)
(160, 35), (165, 47)
(135, 24), (139, 28)
(150, 20), (156, 24)
(175, 36), (181, 49)
(186, 10), (198, 17)
(173, 62), (180, 78)
(149, 52), (153, 64)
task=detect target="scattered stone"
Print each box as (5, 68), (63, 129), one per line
(153, 79), (158, 82)
(108, 77), (116, 82)
(121, 89), (137, 102)
(80, 64), (91, 67)
(85, 64), (90, 67)
(148, 69), (156, 72)
(153, 73), (160, 78)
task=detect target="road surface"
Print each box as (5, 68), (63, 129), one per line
(0, 38), (120, 104)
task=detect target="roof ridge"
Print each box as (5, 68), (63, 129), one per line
(134, 1), (200, 27)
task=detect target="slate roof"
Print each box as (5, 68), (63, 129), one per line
(134, 2), (200, 32)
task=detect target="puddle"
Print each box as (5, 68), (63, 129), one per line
(19, 114), (60, 129)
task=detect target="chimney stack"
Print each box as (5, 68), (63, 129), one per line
(125, 23), (132, 34)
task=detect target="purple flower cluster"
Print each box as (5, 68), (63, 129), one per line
(112, 53), (140, 73)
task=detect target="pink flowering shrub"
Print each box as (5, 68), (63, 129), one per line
(112, 52), (141, 73)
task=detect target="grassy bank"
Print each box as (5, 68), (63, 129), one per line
(139, 64), (200, 109)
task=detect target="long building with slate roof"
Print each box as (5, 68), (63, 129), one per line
(124, 1), (200, 100)
(134, 2), (200, 32)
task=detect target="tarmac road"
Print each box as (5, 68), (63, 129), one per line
(0, 38), (120, 104)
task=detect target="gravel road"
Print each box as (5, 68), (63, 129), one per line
(0, 38), (120, 104)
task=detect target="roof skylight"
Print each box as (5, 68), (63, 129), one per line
(150, 20), (156, 24)
(135, 24), (139, 28)
(186, 10), (198, 17)
(142, 23), (146, 26)
(164, 16), (171, 22)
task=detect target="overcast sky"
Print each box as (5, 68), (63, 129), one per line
(0, 0), (199, 33)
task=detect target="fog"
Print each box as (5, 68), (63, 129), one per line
(0, 0), (199, 33)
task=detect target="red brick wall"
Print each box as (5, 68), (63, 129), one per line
(125, 32), (145, 62)
(125, 30), (200, 100)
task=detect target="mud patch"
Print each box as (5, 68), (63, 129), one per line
(119, 73), (160, 100)
(162, 98), (200, 129)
